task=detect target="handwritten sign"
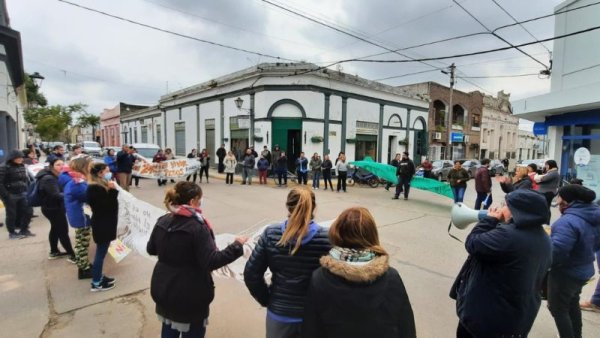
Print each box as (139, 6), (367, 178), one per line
(132, 159), (201, 179)
(108, 239), (132, 263)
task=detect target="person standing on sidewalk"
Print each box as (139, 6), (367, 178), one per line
(421, 159), (433, 179)
(261, 145), (272, 166)
(216, 144), (226, 174)
(223, 151), (237, 185)
(153, 149), (168, 186)
(548, 185), (600, 338)
(87, 163), (118, 292)
(198, 149), (210, 183)
(535, 160), (561, 207)
(257, 155), (270, 185)
(335, 154), (348, 193)
(116, 145), (134, 191)
(244, 187), (331, 338)
(60, 156), (94, 279)
(147, 181), (248, 338)
(164, 148), (176, 184)
(37, 158), (76, 261)
(321, 154), (333, 191)
(393, 152), (415, 200)
(0, 150), (35, 239)
(296, 152), (309, 185)
(242, 148), (255, 185)
(271, 145), (282, 176)
(276, 152), (288, 187)
(310, 153), (322, 190)
(447, 161), (470, 203)
(474, 159), (492, 210)
(185, 149), (198, 184)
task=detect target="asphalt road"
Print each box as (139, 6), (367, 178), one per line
(1, 173), (599, 337)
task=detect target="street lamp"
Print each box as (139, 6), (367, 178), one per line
(30, 71), (45, 88)
(234, 96), (255, 146)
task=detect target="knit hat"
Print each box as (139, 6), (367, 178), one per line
(506, 189), (549, 227)
(558, 184), (596, 204)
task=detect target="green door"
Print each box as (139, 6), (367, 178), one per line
(272, 118), (302, 170)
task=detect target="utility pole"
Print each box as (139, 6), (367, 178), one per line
(442, 63), (456, 160)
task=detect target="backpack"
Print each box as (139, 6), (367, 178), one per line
(27, 177), (42, 207)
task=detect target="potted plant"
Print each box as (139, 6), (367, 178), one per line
(345, 138), (356, 144)
(398, 137), (409, 146)
(253, 136), (263, 142)
(311, 136), (324, 143)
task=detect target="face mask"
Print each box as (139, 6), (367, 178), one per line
(103, 172), (113, 181)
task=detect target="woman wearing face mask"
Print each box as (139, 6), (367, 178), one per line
(147, 181), (248, 338)
(37, 158), (76, 261)
(86, 163), (119, 292)
(548, 185), (600, 338)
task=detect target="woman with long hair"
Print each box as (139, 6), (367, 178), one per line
(535, 159), (561, 207)
(223, 150), (237, 185)
(147, 181), (248, 338)
(87, 163), (119, 292)
(198, 149), (210, 183)
(497, 166), (532, 194)
(335, 153), (348, 193)
(37, 158), (76, 261)
(302, 207), (416, 338)
(59, 156), (93, 279)
(244, 187), (331, 338)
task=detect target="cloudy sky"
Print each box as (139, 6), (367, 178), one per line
(8, 0), (567, 129)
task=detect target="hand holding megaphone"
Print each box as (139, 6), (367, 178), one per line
(450, 203), (489, 230)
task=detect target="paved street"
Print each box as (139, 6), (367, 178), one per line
(1, 174), (599, 337)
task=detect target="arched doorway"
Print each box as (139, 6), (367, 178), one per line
(268, 99), (306, 170)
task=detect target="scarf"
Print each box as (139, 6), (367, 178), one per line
(168, 204), (213, 230)
(329, 246), (376, 263)
(68, 171), (87, 183)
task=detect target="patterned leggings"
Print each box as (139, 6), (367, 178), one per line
(75, 227), (91, 270)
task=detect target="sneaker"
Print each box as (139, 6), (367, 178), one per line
(8, 232), (25, 240)
(90, 280), (116, 292)
(19, 230), (36, 237)
(392, 196), (399, 200)
(102, 276), (116, 285)
(48, 251), (69, 260)
(580, 301), (600, 313)
(67, 255), (77, 264)
(78, 268), (93, 280)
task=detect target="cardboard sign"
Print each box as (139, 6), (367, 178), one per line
(108, 239), (132, 263)
(132, 159), (201, 179)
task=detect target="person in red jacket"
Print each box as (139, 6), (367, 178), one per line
(474, 159), (492, 210)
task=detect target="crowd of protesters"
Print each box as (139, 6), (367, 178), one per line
(2, 142), (600, 338)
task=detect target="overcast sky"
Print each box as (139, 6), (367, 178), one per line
(8, 0), (567, 129)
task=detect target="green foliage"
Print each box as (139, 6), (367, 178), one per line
(311, 136), (323, 143)
(25, 73), (47, 107)
(77, 112), (100, 128)
(24, 104), (86, 141)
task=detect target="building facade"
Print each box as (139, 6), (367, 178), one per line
(397, 82), (483, 161)
(100, 103), (148, 147)
(516, 129), (546, 161)
(120, 105), (161, 146)
(480, 91), (519, 161)
(0, 0), (25, 162)
(513, 0), (600, 200)
(120, 63), (429, 168)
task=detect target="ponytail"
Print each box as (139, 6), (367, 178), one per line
(164, 181), (202, 210)
(277, 187), (316, 255)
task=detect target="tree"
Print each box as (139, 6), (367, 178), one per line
(77, 112), (101, 143)
(24, 73), (47, 107)
(24, 104), (86, 141)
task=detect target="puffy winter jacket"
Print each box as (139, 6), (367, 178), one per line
(87, 183), (119, 244)
(244, 221), (331, 319)
(36, 169), (64, 211)
(60, 172), (89, 228)
(104, 155), (117, 173)
(551, 202), (600, 281)
(257, 158), (270, 171)
(0, 151), (29, 200)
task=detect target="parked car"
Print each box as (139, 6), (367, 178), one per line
(82, 141), (102, 157)
(516, 159), (547, 174)
(431, 160), (454, 181)
(489, 160), (505, 176)
(131, 143), (161, 160)
(456, 159), (481, 178)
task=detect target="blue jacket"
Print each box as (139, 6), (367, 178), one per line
(104, 155), (117, 173)
(60, 172), (89, 228)
(257, 158), (270, 171)
(551, 202), (600, 281)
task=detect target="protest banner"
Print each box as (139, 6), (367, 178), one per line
(132, 158), (201, 179)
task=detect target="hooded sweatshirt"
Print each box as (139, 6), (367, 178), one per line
(551, 202), (600, 281)
(0, 150), (28, 199)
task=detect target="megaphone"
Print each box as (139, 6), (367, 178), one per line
(451, 203), (488, 230)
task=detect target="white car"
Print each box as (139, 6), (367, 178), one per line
(82, 141), (102, 157)
(130, 143), (161, 160)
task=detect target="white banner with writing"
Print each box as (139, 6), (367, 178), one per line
(132, 158), (202, 179)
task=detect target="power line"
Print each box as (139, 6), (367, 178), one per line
(452, 0), (549, 70)
(490, 0), (552, 54)
(57, 0), (297, 62)
(458, 73), (539, 79)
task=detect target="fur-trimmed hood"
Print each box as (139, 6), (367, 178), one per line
(320, 255), (389, 283)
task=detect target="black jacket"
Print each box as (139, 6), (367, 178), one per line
(500, 177), (533, 194)
(396, 159), (415, 178)
(0, 150), (29, 199)
(147, 213), (243, 324)
(302, 255), (416, 338)
(216, 147), (226, 160)
(450, 214), (552, 337)
(116, 150), (134, 173)
(86, 183), (119, 244)
(244, 222), (331, 318)
(36, 169), (64, 211)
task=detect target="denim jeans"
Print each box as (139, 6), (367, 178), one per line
(161, 322), (206, 338)
(548, 270), (587, 338)
(297, 171), (308, 185)
(452, 186), (466, 203)
(312, 171), (321, 188)
(92, 242), (110, 284)
(242, 167), (253, 184)
(474, 192), (492, 210)
(593, 251), (600, 306)
(394, 176), (411, 198)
